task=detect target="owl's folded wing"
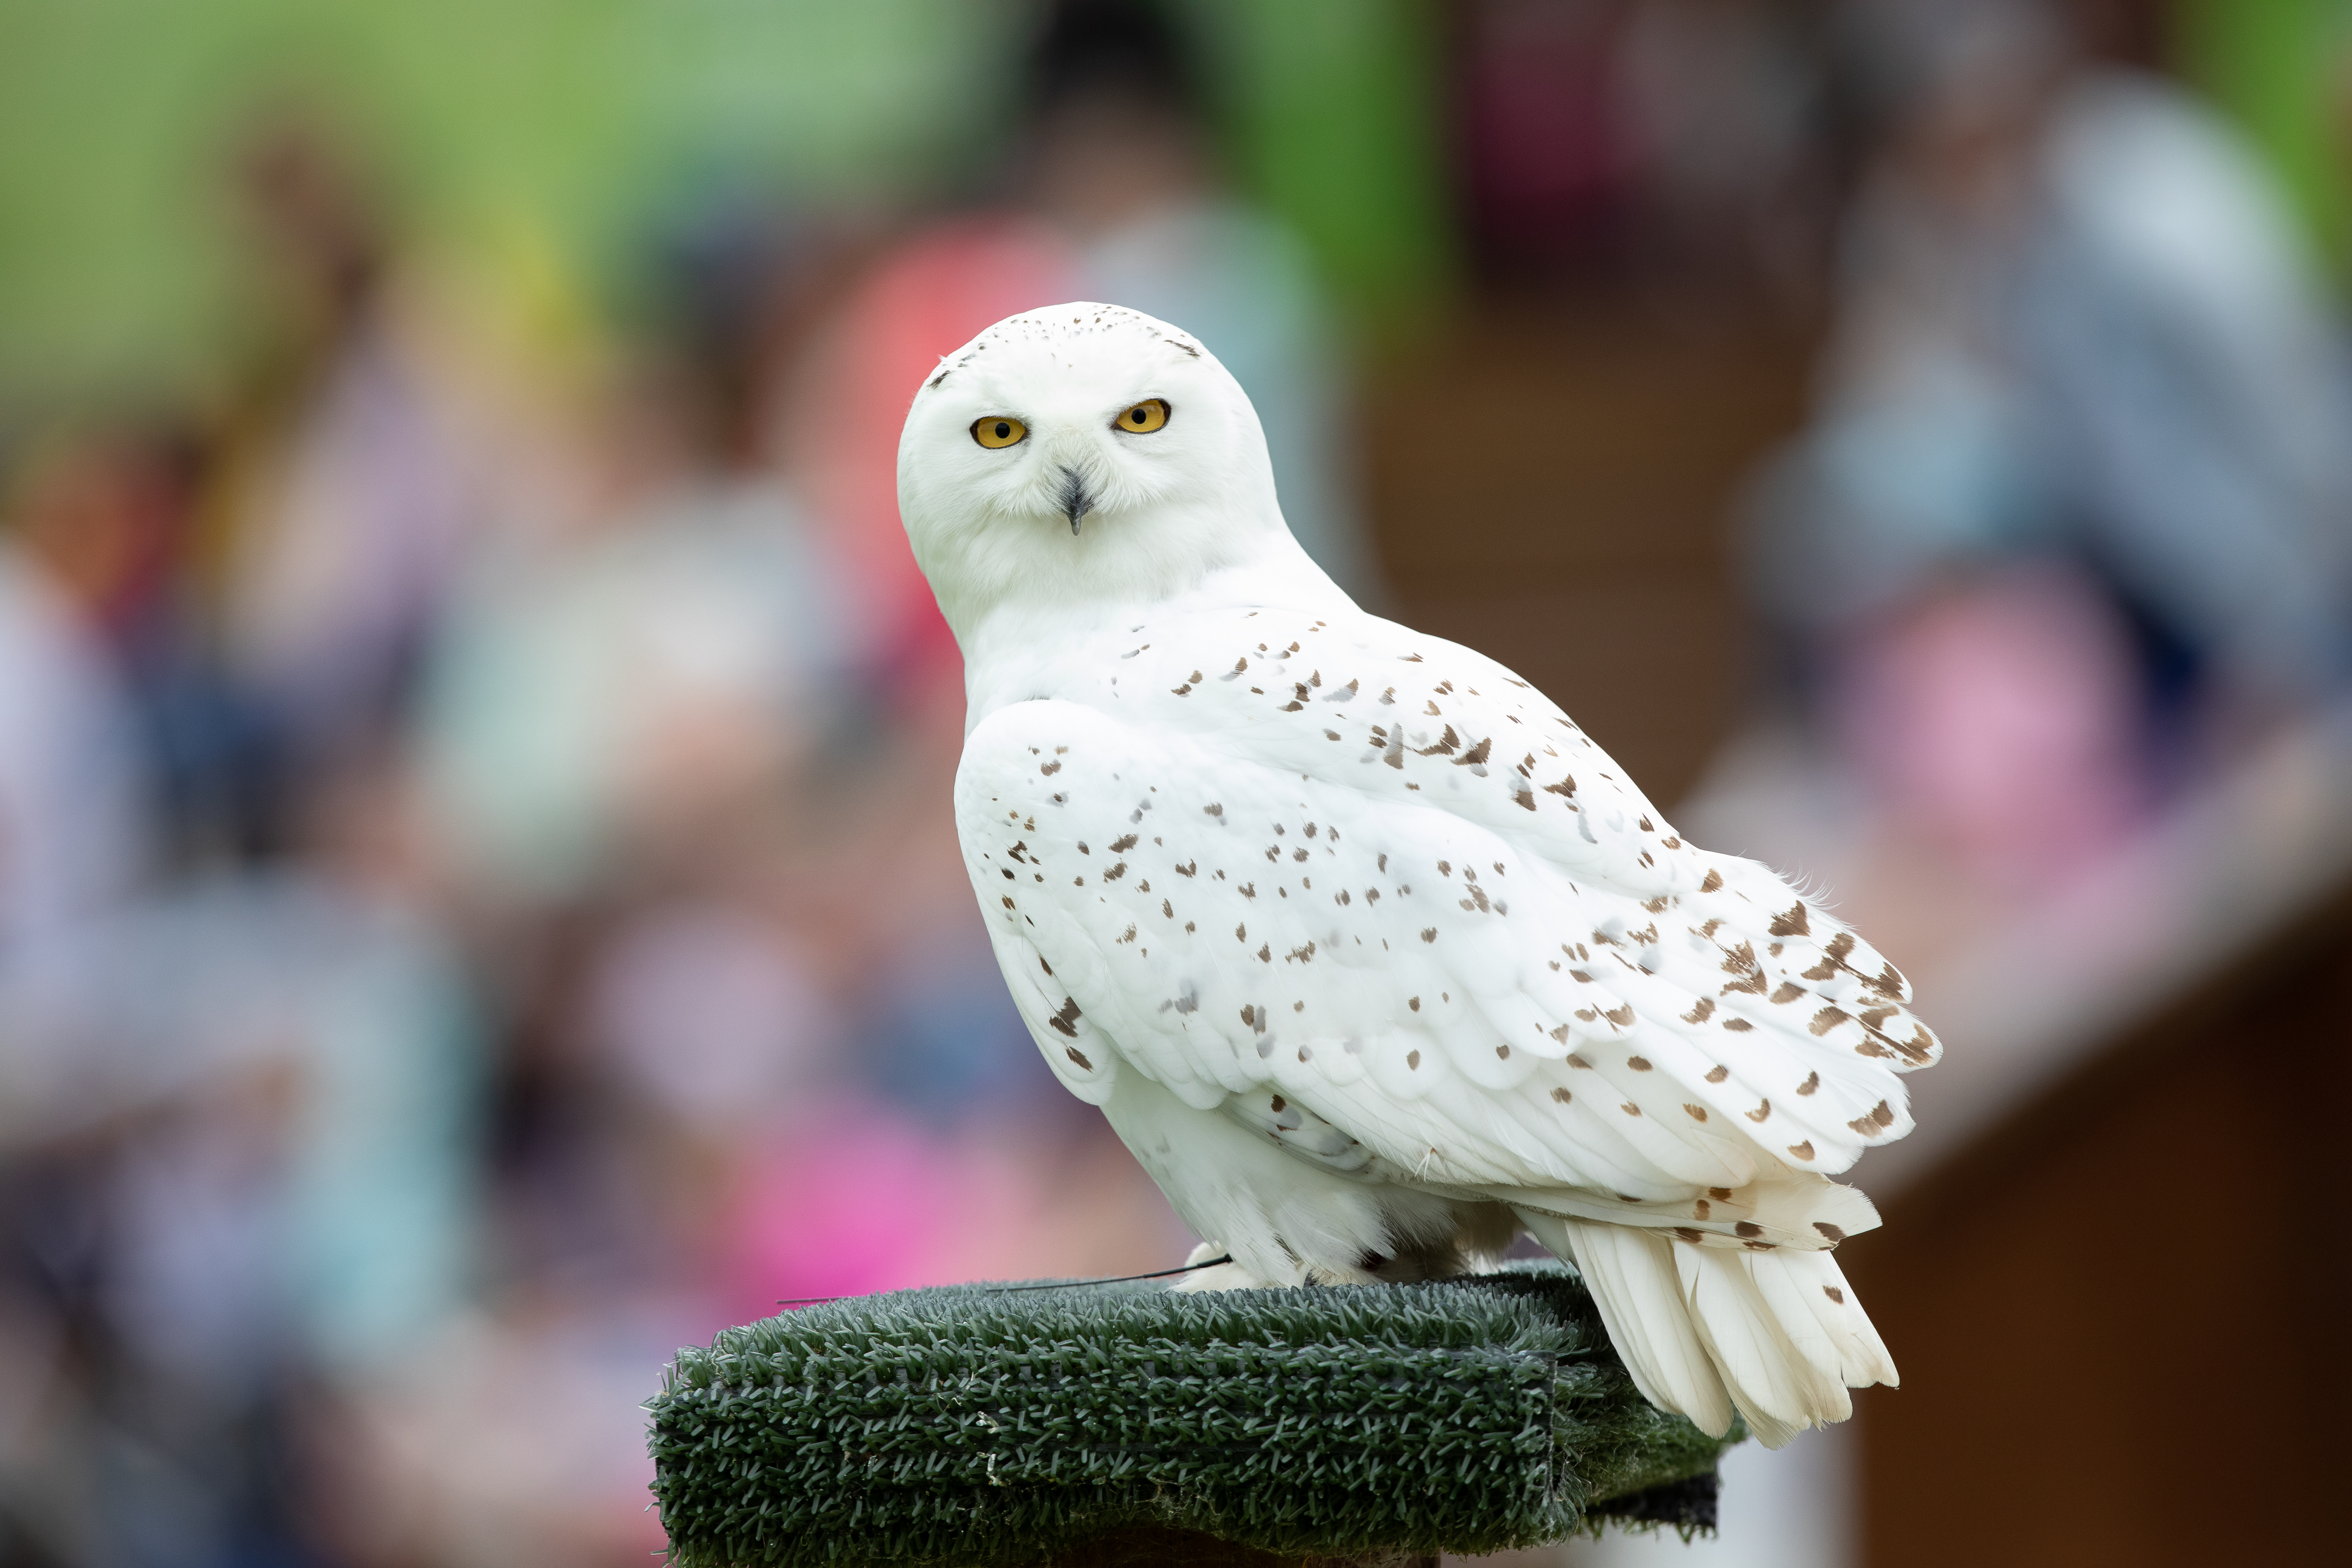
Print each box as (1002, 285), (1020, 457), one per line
(957, 606), (1938, 1245)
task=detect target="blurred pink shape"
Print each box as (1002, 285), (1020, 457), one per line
(1834, 566), (2144, 886)
(722, 1100), (970, 1315)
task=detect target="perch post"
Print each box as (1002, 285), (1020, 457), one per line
(650, 1263), (1738, 1567)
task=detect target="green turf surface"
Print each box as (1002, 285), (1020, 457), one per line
(649, 1262), (1739, 1567)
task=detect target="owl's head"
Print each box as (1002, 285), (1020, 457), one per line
(897, 303), (1311, 641)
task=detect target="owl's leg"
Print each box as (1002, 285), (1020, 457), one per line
(1101, 1070), (1396, 1290)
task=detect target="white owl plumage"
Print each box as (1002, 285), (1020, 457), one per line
(897, 304), (1940, 1447)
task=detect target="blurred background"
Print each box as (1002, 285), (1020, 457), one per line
(2, 1), (2350, 1565)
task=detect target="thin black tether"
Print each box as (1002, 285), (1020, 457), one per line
(775, 1254), (1234, 1309)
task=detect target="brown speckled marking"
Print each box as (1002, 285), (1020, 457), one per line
(1682, 998), (1716, 1025)
(1809, 1005), (1850, 1036)
(1684, 1103), (1709, 1122)
(1047, 998), (1083, 1037)
(1824, 1286), (1845, 1304)
(1704, 1065), (1729, 1083)
(1407, 1050), (1421, 1070)
(1788, 1140), (1815, 1160)
(1848, 1100), (1897, 1136)
(1769, 981), (1806, 1004)
(1699, 869), (1724, 893)
(1550, 1087), (1572, 1104)
(1627, 1056), (1653, 1072)
(1796, 1072), (1820, 1095)
(1803, 932), (1858, 980)
(1065, 1047), (1092, 1070)
(1735, 1222), (1763, 1239)
(1814, 1222), (1846, 1243)
(1620, 1102), (1642, 1116)
(1745, 1100), (1771, 1122)
(1768, 902), (1810, 937)
(1723, 1018), (1754, 1032)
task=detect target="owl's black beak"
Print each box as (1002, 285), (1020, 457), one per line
(1058, 467), (1096, 536)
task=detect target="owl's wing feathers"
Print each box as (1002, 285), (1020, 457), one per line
(957, 605), (1939, 1252)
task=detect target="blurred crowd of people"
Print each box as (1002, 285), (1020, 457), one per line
(3, 1), (2350, 1566)
(0, 6), (1368, 1562)
(1704, 0), (2352, 973)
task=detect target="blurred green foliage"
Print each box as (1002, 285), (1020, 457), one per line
(2175, 0), (2352, 273)
(0, 0), (1010, 403)
(1201, 0), (1453, 330)
(0, 0), (1449, 412)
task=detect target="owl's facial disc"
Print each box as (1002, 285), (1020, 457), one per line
(898, 304), (1290, 635)
(959, 394), (1173, 539)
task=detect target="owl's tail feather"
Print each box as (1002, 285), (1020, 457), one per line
(1515, 1210), (1896, 1447)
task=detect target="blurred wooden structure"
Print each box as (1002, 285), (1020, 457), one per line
(1845, 868), (2352, 1565)
(1365, 305), (1810, 807)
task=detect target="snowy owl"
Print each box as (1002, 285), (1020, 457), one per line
(898, 304), (1939, 1446)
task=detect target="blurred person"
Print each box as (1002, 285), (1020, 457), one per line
(1455, 0), (1640, 282)
(2, 403), (490, 1562)
(416, 194), (878, 912)
(0, 528), (148, 952)
(211, 114), (495, 806)
(1738, 0), (2352, 888)
(416, 370), (867, 909)
(1615, 0), (1844, 306)
(0, 873), (484, 1568)
(8, 422), (283, 867)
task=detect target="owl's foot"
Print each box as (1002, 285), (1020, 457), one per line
(1169, 1242), (1270, 1291)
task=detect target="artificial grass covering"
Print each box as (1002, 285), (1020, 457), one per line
(649, 1263), (1740, 1567)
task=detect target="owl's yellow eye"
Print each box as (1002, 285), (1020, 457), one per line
(971, 416), (1028, 449)
(1114, 399), (1170, 434)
